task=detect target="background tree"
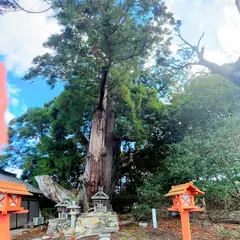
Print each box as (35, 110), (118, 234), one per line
(1, 73), (169, 206)
(136, 74), (240, 212)
(0, 0), (18, 14)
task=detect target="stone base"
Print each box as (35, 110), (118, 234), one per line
(75, 211), (119, 236)
(47, 219), (71, 234)
(46, 211), (119, 238)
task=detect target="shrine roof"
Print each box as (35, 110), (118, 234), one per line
(91, 187), (109, 200)
(0, 180), (33, 196)
(55, 198), (72, 207)
(164, 181), (205, 197)
(0, 171), (42, 194)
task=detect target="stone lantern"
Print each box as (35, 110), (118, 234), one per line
(67, 201), (81, 233)
(91, 186), (109, 212)
(0, 180), (33, 240)
(55, 198), (71, 219)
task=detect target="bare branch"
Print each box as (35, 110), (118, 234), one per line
(176, 30), (240, 86)
(12, 0), (51, 14)
(197, 32), (205, 49)
(176, 31), (195, 49)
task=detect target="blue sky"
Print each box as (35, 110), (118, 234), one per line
(4, 55), (63, 118)
(0, 0), (240, 176)
(0, 0), (64, 123)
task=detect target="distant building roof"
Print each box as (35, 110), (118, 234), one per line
(0, 171), (42, 195)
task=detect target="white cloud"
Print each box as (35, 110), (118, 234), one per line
(0, 0), (60, 75)
(7, 83), (21, 110)
(167, 0), (240, 65)
(170, 44), (179, 55)
(6, 83), (28, 117)
(10, 97), (20, 107)
(5, 109), (15, 124)
(22, 104), (28, 113)
(7, 83), (21, 95)
(204, 51), (229, 66)
(218, 3), (240, 62)
(166, 0), (184, 13)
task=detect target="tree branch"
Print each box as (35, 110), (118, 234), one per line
(97, 67), (109, 110)
(12, 0), (51, 14)
(177, 30), (240, 86)
(176, 32), (195, 49)
(197, 32), (205, 50)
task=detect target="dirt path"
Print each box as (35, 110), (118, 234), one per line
(83, 219), (221, 240)
(14, 218), (240, 240)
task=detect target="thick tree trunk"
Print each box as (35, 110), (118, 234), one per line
(83, 67), (110, 198)
(35, 175), (75, 203)
(83, 67), (122, 199)
(110, 137), (121, 195)
(83, 108), (107, 198)
(103, 96), (121, 197)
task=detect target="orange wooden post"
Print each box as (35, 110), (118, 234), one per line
(180, 211), (191, 240)
(165, 182), (205, 240)
(0, 213), (10, 240)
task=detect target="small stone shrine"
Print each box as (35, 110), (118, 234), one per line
(91, 186), (109, 212)
(55, 198), (71, 219)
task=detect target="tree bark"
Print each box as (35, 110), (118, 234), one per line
(35, 175), (75, 203)
(83, 67), (110, 198)
(110, 138), (121, 196)
(104, 95), (122, 197)
(83, 66), (123, 199)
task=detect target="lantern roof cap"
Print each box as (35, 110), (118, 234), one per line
(91, 186), (109, 200)
(0, 180), (33, 196)
(55, 198), (72, 207)
(164, 181), (205, 197)
(67, 201), (81, 209)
